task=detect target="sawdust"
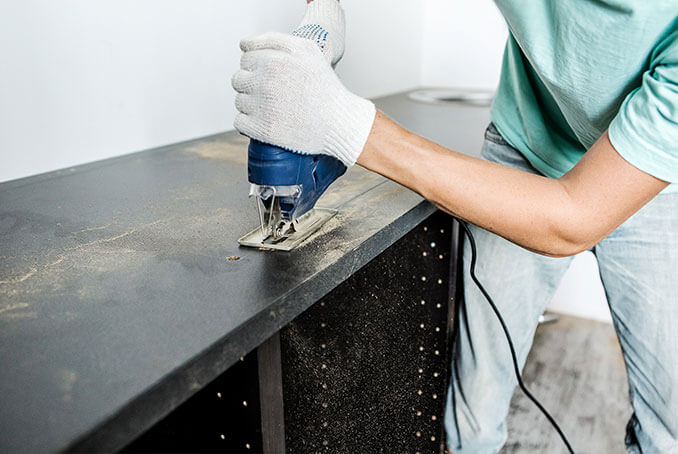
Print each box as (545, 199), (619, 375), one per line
(0, 302), (29, 314)
(62, 220), (163, 252)
(0, 205), (236, 316)
(0, 310), (37, 320)
(59, 369), (77, 393)
(292, 179), (418, 271)
(71, 224), (111, 234)
(46, 257), (66, 268)
(0, 267), (37, 285)
(314, 180), (350, 208)
(185, 134), (248, 164)
(294, 214), (363, 266)
(363, 184), (405, 205)
(0, 302), (36, 320)
(59, 368), (78, 402)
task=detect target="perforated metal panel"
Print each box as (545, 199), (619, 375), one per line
(280, 211), (457, 453)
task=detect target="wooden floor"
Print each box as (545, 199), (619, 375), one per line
(502, 314), (632, 454)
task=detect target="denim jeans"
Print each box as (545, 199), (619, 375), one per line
(444, 124), (678, 453)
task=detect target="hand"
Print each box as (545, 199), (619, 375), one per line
(232, 32), (376, 167)
(294, 0), (345, 67)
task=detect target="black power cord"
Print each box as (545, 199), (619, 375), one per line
(456, 220), (576, 454)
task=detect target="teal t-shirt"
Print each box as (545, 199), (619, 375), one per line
(491, 1), (678, 192)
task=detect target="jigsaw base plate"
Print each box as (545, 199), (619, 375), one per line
(238, 208), (337, 251)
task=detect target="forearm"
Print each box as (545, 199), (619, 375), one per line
(357, 112), (662, 257)
(236, 8), (666, 240)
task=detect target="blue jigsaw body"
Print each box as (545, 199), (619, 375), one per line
(247, 140), (346, 220)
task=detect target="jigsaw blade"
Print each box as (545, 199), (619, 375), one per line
(238, 207), (337, 251)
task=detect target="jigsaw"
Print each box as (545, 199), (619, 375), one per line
(238, 17), (347, 251)
(238, 140), (346, 251)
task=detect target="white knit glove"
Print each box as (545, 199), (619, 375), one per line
(232, 32), (376, 167)
(293, 0), (345, 68)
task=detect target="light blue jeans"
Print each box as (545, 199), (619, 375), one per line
(444, 124), (678, 453)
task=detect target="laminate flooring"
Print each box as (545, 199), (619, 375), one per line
(502, 314), (631, 454)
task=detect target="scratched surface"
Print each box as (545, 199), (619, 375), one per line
(0, 91), (489, 452)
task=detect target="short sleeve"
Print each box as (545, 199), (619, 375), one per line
(608, 30), (678, 183)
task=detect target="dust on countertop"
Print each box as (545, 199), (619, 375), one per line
(185, 133), (248, 164)
(0, 205), (240, 319)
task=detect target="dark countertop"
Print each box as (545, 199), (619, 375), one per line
(0, 89), (490, 452)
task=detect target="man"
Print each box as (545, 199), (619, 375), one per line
(232, 0), (678, 452)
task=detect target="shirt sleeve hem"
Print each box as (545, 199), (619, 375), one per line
(608, 116), (677, 183)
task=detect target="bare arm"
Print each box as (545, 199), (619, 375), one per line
(357, 111), (669, 257)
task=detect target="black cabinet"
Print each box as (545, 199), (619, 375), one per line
(125, 212), (461, 454)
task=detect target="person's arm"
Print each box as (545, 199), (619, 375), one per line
(358, 111), (668, 257)
(233, 34), (670, 258)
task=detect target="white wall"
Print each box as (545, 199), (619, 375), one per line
(421, 0), (507, 90)
(0, 0), (422, 183)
